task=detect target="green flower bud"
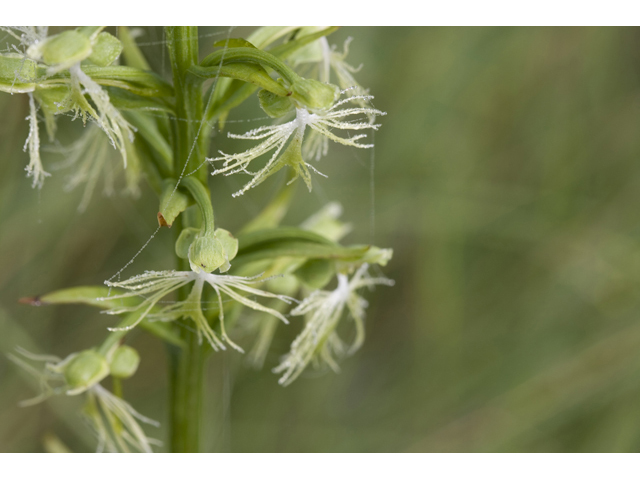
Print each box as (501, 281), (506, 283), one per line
(63, 350), (109, 395)
(258, 88), (295, 118)
(175, 227), (200, 259)
(30, 30), (92, 71)
(87, 32), (123, 67)
(188, 233), (226, 273)
(290, 78), (339, 111)
(109, 345), (140, 379)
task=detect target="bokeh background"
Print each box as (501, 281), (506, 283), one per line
(2, 26), (640, 452)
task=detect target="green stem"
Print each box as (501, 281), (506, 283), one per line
(165, 26), (208, 453)
(182, 176), (215, 235)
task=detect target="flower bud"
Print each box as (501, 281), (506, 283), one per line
(63, 350), (109, 395)
(109, 345), (140, 379)
(258, 89), (294, 118)
(290, 78), (339, 111)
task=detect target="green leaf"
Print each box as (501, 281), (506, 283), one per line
(122, 109), (174, 170)
(0, 53), (38, 93)
(237, 227), (335, 251)
(268, 26), (339, 58)
(240, 182), (296, 234)
(118, 26), (151, 71)
(294, 259), (335, 289)
(213, 38), (257, 49)
(45, 65), (174, 97)
(106, 86), (174, 114)
(233, 227), (368, 269)
(20, 285), (138, 309)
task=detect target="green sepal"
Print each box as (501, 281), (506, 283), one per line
(33, 30), (92, 71)
(108, 345), (140, 379)
(175, 227), (200, 259)
(359, 246), (394, 267)
(258, 88), (294, 118)
(63, 350), (110, 395)
(87, 32), (123, 67)
(0, 53), (38, 93)
(77, 26), (106, 40)
(290, 78), (339, 111)
(214, 228), (239, 273)
(158, 180), (190, 227)
(188, 233), (226, 273)
(294, 259), (335, 289)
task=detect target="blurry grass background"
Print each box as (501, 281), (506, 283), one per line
(2, 26), (640, 452)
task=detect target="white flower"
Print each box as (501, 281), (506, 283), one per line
(273, 264), (394, 386)
(86, 384), (160, 453)
(3, 27), (134, 188)
(209, 94), (385, 197)
(50, 124), (141, 212)
(7, 347), (159, 453)
(102, 270), (294, 352)
(67, 64), (135, 168)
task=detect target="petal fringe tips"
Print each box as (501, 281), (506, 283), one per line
(209, 93), (385, 197)
(273, 264), (394, 386)
(102, 270), (294, 352)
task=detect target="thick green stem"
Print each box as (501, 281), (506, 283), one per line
(165, 26), (208, 453)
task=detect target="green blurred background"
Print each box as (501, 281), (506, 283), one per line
(2, 26), (640, 452)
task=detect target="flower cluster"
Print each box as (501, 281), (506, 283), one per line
(8, 345), (158, 453)
(1, 27), (134, 189)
